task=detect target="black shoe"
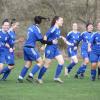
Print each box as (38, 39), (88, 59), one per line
(26, 76), (33, 83)
(74, 74), (78, 79)
(17, 78), (23, 83)
(79, 73), (84, 79)
(0, 78), (7, 81)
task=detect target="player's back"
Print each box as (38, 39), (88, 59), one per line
(24, 24), (43, 48)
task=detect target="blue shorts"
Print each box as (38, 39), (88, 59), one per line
(67, 47), (77, 57)
(0, 50), (6, 64)
(5, 52), (15, 65)
(81, 49), (89, 59)
(45, 45), (61, 59)
(24, 47), (40, 61)
(89, 51), (100, 63)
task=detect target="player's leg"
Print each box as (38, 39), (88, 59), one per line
(26, 57), (43, 82)
(1, 53), (15, 80)
(37, 58), (52, 84)
(17, 47), (33, 83)
(65, 55), (78, 76)
(37, 46), (54, 83)
(65, 49), (78, 76)
(90, 52), (98, 81)
(54, 54), (64, 83)
(75, 58), (89, 79)
(97, 59), (100, 79)
(0, 52), (6, 75)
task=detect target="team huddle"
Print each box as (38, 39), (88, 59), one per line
(0, 16), (100, 84)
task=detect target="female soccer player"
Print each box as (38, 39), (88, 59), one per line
(17, 16), (56, 83)
(63, 23), (80, 76)
(88, 22), (100, 81)
(0, 19), (10, 75)
(0, 19), (23, 80)
(74, 23), (93, 79)
(37, 16), (64, 84)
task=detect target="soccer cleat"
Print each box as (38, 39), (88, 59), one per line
(36, 79), (43, 84)
(64, 67), (69, 76)
(54, 78), (63, 83)
(26, 75), (33, 83)
(17, 78), (23, 83)
(0, 78), (7, 81)
(79, 73), (84, 79)
(74, 74), (78, 79)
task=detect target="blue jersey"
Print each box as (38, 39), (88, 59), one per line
(90, 32), (100, 55)
(46, 26), (61, 47)
(0, 30), (10, 51)
(45, 26), (61, 59)
(66, 31), (80, 48)
(24, 24), (43, 48)
(8, 28), (16, 48)
(80, 31), (92, 50)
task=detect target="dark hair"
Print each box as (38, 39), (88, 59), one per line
(34, 16), (49, 24)
(86, 23), (93, 29)
(2, 19), (9, 25)
(51, 16), (60, 27)
(11, 18), (17, 25)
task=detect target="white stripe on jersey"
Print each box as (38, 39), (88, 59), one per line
(67, 31), (73, 36)
(51, 26), (56, 33)
(31, 48), (37, 55)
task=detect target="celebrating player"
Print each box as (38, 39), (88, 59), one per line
(74, 23), (93, 79)
(37, 16), (64, 84)
(88, 22), (100, 81)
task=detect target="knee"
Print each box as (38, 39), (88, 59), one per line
(25, 61), (32, 68)
(58, 59), (64, 65)
(37, 60), (44, 67)
(74, 60), (78, 64)
(84, 60), (89, 65)
(8, 65), (15, 69)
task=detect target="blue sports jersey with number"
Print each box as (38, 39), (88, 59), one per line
(80, 31), (92, 50)
(0, 30), (9, 51)
(45, 25), (61, 59)
(90, 32), (100, 55)
(46, 25), (61, 47)
(24, 24), (43, 48)
(66, 31), (80, 47)
(8, 28), (16, 48)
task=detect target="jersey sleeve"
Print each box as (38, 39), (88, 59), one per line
(46, 26), (56, 37)
(79, 32), (84, 42)
(89, 32), (96, 44)
(66, 32), (71, 41)
(35, 28), (43, 40)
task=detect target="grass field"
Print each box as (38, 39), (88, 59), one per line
(0, 58), (100, 100)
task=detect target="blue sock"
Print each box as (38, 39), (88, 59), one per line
(38, 66), (47, 79)
(20, 66), (29, 78)
(77, 64), (87, 74)
(91, 69), (96, 79)
(55, 64), (63, 78)
(67, 62), (76, 73)
(2, 70), (11, 80)
(0, 66), (10, 74)
(30, 64), (40, 77)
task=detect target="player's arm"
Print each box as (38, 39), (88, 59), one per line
(88, 33), (95, 52)
(60, 36), (74, 46)
(14, 37), (24, 43)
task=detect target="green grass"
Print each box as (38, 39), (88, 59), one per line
(0, 58), (100, 100)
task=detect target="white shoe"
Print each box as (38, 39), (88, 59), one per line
(36, 79), (43, 84)
(64, 67), (69, 76)
(54, 78), (63, 83)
